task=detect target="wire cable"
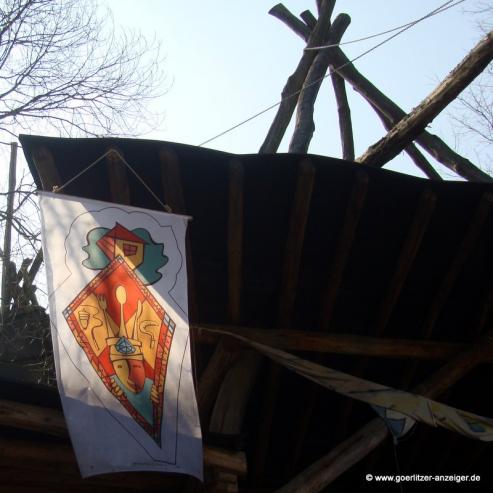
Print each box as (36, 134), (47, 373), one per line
(197, 0), (466, 148)
(306, 0), (464, 50)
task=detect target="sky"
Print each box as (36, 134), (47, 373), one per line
(103, 0), (490, 179)
(0, 0), (491, 302)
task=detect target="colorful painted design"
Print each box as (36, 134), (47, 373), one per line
(82, 223), (169, 285)
(64, 223), (176, 445)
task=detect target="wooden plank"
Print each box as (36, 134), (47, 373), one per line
(105, 147), (130, 205)
(159, 147), (198, 321)
(320, 171), (368, 330)
(252, 159), (315, 482)
(375, 189), (437, 334)
(356, 32), (493, 170)
(197, 338), (240, 426)
(0, 398), (246, 475)
(227, 160), (244, 324)
(31, 146), (62, 191)
(278, 160), (315, 327)
(275, 330), (493, 493)
(191, 324), (469, 360)
(422, 192), (493, 339)
(199, 160), (246, 430)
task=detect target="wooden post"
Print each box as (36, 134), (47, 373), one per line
(1, 142), (17, 318)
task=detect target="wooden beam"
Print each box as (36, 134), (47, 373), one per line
(159, 147), (198, 321)
(275, 330), (493, 493)
(197, 338), (240, 426)
(375, 189), (437, 334)
(271, 6), (491, 181)
(422, 192), (493, 340)
(300, 10), (316, 30)
(200, 160), (247, 431)
(356, 32), (493, 170)
(278, 160), (315, 326)
(252, 159), (315, 482)
(260, 3), (334, 153)
(105, 147), (130, 205)
(269, 4), (311, 41)
(0, 398), (247, 475)
(289, 14), (351, 153)
(331, 68), (355, 161)
(192, 324), (469, 360)
(320, 171), (368, 330)
(400, 192), (493, 389)
(368, 100), (442, 180)
(31, 146), (62, 191)
(227, 160), (244, 324)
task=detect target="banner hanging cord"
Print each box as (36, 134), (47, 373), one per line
(52, 148), (172, 213)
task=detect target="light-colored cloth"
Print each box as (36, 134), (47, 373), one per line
(40, 191), (202, 479)
(208, 327), (493, 442)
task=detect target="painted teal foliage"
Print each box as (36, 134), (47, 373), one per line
(82, 227), (110, 269)
(82, 225), (168, 285)
(133, 228), (168, 285)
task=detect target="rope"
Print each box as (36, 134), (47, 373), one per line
(53, 148), (172, 213)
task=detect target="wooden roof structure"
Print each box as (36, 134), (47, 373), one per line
(2, 2), (493, 492)
(0, 132), (489, 492)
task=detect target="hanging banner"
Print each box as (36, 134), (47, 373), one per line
(204, 327), (493, 442)
(39, 191), (202, 479)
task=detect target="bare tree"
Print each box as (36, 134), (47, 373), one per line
(451, 2), (493, 170)
(0, 0), (164, 138)
(0, 0), (166, 384)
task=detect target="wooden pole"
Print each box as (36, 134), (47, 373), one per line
(289, 14), (351, 153)
(356, 31), (493, 169)
(275, 331), (493, 493)
(331, 68), (355, 161)
(270, 4), (491, 182)
(1, 142), (18, 319)
(260, 1), (334, 153)
(192, 324), (469, 361)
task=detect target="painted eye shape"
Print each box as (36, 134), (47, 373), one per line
(117, 364), (123, 369)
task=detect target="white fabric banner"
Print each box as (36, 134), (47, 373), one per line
(39, 191), (202, 479)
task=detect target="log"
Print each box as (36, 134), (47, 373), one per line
(260, 2), (334, 153)
(320, 170), (368, 330)
(289, 14), (351, 153)
(356, 32), (493, 170)
(275, 330), (493, 493)
(192, 324), (469, 361)
(0, 398), (247, 475)
(300, 10), (316, 30)
(269, 7), (491, 181)
(331, 69), (355, 161)
(368, 101), (442, 179)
